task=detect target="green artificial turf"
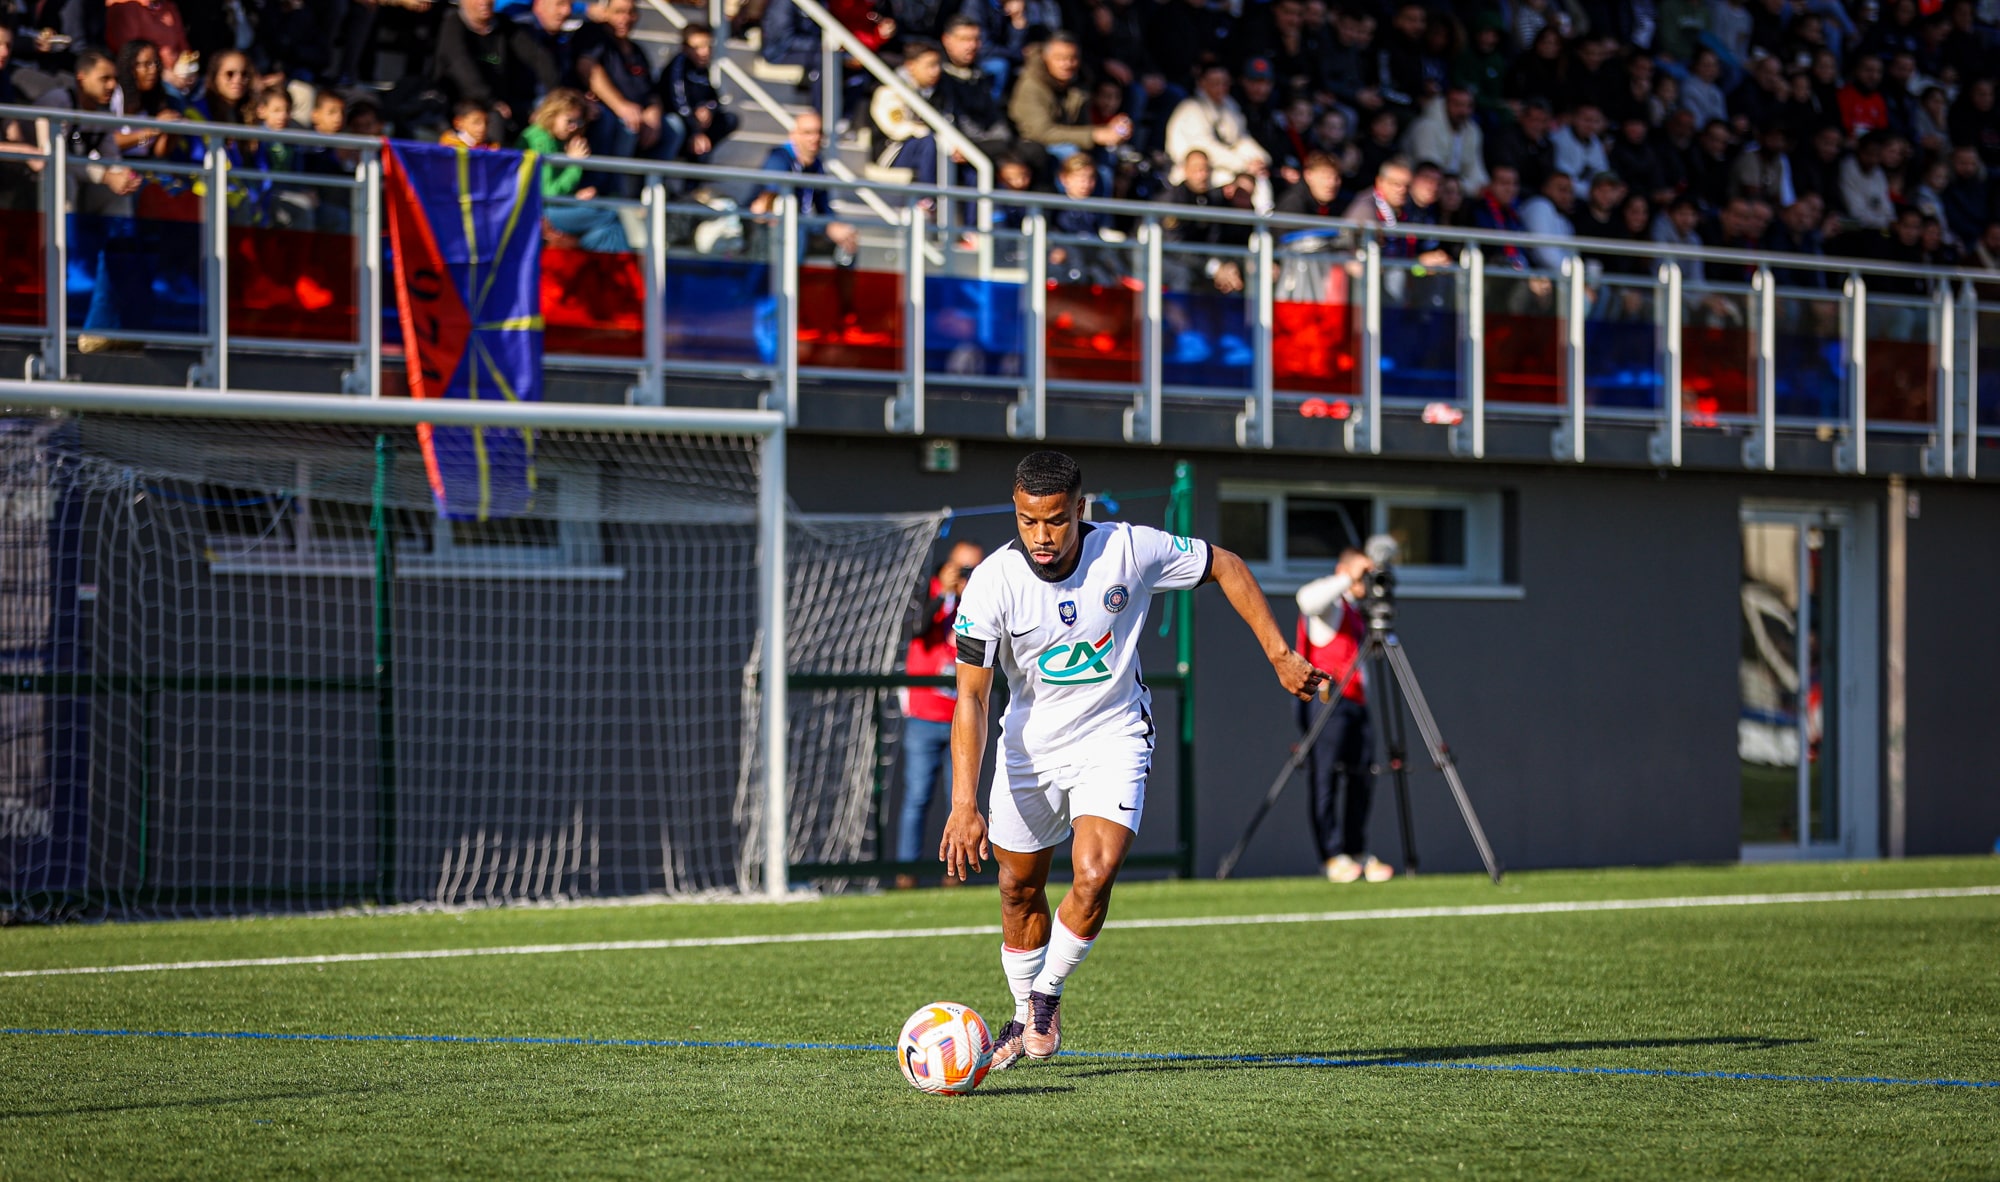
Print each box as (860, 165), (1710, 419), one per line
(3, 858), (1997, 1179)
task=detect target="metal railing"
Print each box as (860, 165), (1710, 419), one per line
(1, 103), (1991, 479)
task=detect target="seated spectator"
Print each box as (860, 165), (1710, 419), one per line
(974, 0), (1054, 105)
(1160, 149), (1253, 293)
(1350, 106), (1404, 193)
(660, 23), (737, 165)
(1454, 12), (1510, 126)
(1274, 150), (1344, 217)
(1948, 78), (2000, 168)
(187, 49), (255, 127)
(441, 100), (493, 150)
(1083, 0), (1170, 151)
(1942, 146), (1993, 250)
(1599, 193), (1656, 280)
(1837, 55), (1889, 139)
(35, 49), (145, 353)
(1235, 58), (1282, 167)
(1868, 205), (1930, 295)
(1839, 131), (1894, 230)
(1687, 119), (1738, 210)
(937, 15), (1014, 162)
(1971, 221), (2000, 277)
(1765, 194), (1833, 287)
(433, 0), (525, 133)
(578, 0), (672, 196)
(1792, 121), (1845, 209)
(1402, 86), (1486, 194)
(1148, 0), (1232, 101)
(104, 0), (190, 77)
(1165, 64), (1271, 205)
(1487, 98), (1555, 194)
(1909, 82), (1949, 158)
(1471, 165), (1528, 246)
(113, 38), (181, 158)
(309, 89), (347, 137)
(1609, 115), (1669, 201)
(1573, 170), (1627, 240)
(1518, 169), (1576, 270)
(1247, 0), (1328, 100)
(1679, 48), (1729, 130)
(1729, 125), (1794, 205)
(872, 38), (945, 180)
(1046, 152), (1124, 286)
(513, 0), (583, 113)
(1007, 34), (1129, 183)
(1650, 193), (1706, 281)
(1728, 50), (1788, 138)
(1505, 25), (1565, 108)
(1704, 196), (1770, 284)
(254, 0), (335, 87)
(518, 87), (629, 254)
(751, 111), (860, 264)
(1549, 102), (1609, 186)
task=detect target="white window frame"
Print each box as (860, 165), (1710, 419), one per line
(1217, 481), (1516, 597)
(206, 460), (623, 581)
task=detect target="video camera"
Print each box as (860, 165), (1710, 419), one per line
(1359, 533), (1400, 625)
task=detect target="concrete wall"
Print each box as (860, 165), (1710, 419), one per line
(791, 434), (1997, 876)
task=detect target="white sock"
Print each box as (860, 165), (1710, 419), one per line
(1001, 943), (1046, 1024)
(1031, 916), (1095, 997)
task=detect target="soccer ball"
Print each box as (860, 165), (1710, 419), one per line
(896, 1002), (993, 1095)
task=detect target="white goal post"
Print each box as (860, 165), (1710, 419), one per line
(0, 381), (804, 907)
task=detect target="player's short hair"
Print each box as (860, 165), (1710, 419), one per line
(1014, 451), (1082, 499)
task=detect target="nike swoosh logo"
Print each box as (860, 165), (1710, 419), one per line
(1010, 628), (1034, 638)
(1116, 803), (1138, 812)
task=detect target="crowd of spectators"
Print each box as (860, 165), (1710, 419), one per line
(6, 0), (2000, 290)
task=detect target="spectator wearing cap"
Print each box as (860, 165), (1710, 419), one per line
(1402, 85), (1487, 193)
(1549, 102), (1609, 186)
(1486, 98), (1555, 193)
(1518, 170), (1576, 271)
(1236, 57), (1283, 164)
(1165, 63), (1272, 207)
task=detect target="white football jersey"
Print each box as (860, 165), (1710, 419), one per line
(953, 521), (1212, 771)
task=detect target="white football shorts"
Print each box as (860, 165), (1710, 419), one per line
(985, 744), (1151, 853)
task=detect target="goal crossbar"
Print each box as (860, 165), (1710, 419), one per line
(0, 380), (795, 901)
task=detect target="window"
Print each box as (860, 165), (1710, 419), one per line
(1217, 482), (1509, 592)
(206, 465), (620, 580)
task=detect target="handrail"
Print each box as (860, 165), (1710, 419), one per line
(637, 0), (905, 225)
(7, 102), (1984, 286)
(782, 0), (993, 227)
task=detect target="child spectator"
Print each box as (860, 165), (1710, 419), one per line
(442, 100), (493, 150)
(519, 88), (630, 254)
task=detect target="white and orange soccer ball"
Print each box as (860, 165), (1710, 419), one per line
(895, 1002), (993, 1095)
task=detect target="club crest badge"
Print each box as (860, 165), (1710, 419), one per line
(1058, 600), (1078, 627)
(1103, 584), (1131, 613)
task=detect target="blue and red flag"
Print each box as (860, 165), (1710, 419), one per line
(382, 140), (543, 521)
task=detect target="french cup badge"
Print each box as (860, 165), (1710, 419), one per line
(1103, 584), (1130, 613)
(1058, 600), (1078, 627)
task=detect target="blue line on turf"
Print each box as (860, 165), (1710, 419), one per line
(4, 1028), (1995, 1090)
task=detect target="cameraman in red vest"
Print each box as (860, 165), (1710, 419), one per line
(897, 540), (985, 888)
(1295, 548), (1394, 883)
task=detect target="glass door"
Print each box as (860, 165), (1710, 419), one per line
(1740, 506), (1870, 856)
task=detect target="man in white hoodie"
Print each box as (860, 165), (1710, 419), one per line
(1401, 86), (1487, 193)
(1165, 62), (1272, 211)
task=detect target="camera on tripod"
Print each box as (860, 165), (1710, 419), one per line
(1359, 534), (1400, 624)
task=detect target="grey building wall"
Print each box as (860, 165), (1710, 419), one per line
(790, 434), (1997, 877)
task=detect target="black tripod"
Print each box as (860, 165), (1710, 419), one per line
(1217, 593), (1502, 883)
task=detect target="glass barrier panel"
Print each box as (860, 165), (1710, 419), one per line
(1981, 308), (2000, 430)
(225, 174), (359, 345)
(1864, 295), (1935, 425)
(1772, 293), (1843, 420)
(1584, 278), (1659, 409)
(797, 217), (902, 372)
(0, 203), (43, 328)
(541, 196), (643, 359)
(1272, 232), (1357, 395)
(1160, 243), (1252, 390)
(1681, 285), (1754, 419)
(1483, 269), (1560, 404)
(67, 159), (207, 340)
(1045, 234), (1139, 385)
(924, 228), (1025, 378)
(661, 204), (774, 366)
(1380, 259), (1459, 404)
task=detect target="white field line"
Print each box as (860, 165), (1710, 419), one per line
(4, 885), (1996, 981)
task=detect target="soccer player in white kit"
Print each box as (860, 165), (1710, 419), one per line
(940, 452), (1326, 1069)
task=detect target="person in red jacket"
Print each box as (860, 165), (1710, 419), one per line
(1838, 56), (1890, 139)
(1294, 547), (1393, 883)
(897, 540), (985, 887)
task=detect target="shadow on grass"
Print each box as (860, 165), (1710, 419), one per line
(0, 1086), (384, 1121)
(1050, 1035), (1812, 1079)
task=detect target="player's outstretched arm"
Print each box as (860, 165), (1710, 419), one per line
(1206, 545), (1328, 702)
(939, 662), (994, 881)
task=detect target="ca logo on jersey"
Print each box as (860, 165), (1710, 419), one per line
(1037, 631), (1115, 685)
(953, 614), (975, 635)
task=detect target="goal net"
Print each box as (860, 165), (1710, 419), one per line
(0, 388), (940, 920)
